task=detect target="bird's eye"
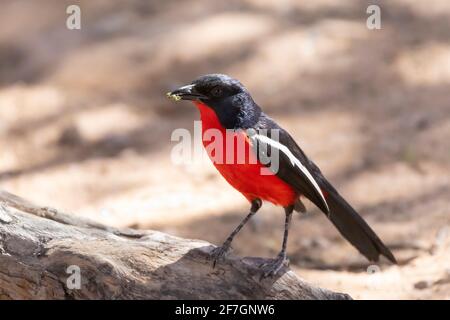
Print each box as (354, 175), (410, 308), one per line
(211, 86), (223, 97)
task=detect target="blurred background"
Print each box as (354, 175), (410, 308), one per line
(0, 0), (449, 299)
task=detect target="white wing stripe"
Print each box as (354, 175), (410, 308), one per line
(253, 134), (329, 212)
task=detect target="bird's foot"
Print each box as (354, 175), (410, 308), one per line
(260, 252), (289, 279)
(210, 243), (231, 268)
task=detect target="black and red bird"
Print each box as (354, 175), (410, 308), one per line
(168, 74), (396, 277)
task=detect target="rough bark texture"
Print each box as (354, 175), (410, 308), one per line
(0, 190), (351, 300)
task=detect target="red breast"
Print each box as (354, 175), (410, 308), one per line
(194, 101), (297, 206)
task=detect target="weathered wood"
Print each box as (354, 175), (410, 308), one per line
(0, 190), (351, 300)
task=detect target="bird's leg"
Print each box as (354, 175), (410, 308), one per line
(211, 199), (262, 267)
(261, 205), (294, 278)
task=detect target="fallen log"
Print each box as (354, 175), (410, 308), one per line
(0, 190), (351, 300)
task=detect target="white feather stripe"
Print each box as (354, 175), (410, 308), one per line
(252, 134), (329, 212)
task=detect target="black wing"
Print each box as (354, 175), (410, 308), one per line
(247, 116), (329, 214)
(249, 114), (396, 263)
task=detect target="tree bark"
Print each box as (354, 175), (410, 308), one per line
(0, 190), (351, 300)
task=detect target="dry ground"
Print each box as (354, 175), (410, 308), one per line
(0, 0), (449, 299)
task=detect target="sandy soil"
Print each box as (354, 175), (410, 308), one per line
(0, 0), (449, 299)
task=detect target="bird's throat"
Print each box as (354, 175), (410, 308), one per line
(193, 101), (225, 132)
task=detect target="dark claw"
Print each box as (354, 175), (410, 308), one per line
(260, 253), (289, 279)
(210, 245), (231, 268)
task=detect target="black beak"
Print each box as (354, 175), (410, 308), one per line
(167, 84), (208, 101)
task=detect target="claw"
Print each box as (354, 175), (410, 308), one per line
(210, 245), (231, 268)
(260, 253), (289, 279)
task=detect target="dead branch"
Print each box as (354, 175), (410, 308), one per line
(0, 190), (351, 300)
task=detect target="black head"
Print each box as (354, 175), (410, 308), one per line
(168, 74), (261, 129)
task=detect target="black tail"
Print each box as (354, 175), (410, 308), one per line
(321, 180), (397, 264)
